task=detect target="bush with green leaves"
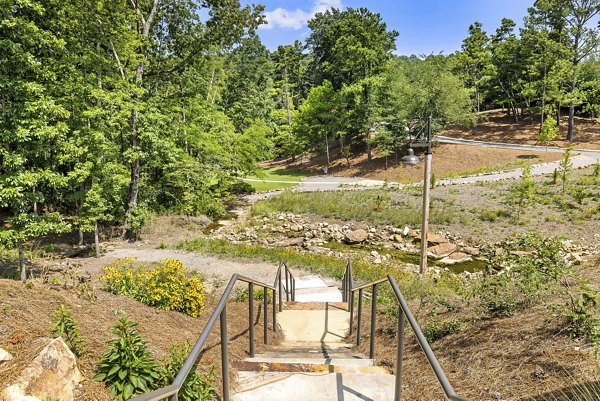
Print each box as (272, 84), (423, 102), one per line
(50, 304), (83, 356)
(507, 165), (536, 219)
(93, 316), (159, 401)
(158, 341), (215, 401)
(423, 318), (465, 343)
(477, 232), (567, 317)
(563, 284), (600, 346)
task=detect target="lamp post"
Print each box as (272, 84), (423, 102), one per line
(401, 116), (432, 278)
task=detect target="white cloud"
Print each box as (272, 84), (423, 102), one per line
(261, 0), (343, 30)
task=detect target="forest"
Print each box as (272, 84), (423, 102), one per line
(1, 0), (599, 275)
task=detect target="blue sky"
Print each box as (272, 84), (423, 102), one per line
(242, 0), (533, 55)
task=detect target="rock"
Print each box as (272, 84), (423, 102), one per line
(2, 338), (82, 401)
(280, 237), (304, 247)
(289, 223), (303, 232)
(427, 242), (458, 259)
(393, 234), (403, 243)
(402, 226), (410, 236)
(331, 232), (344, 242)
(344, 229), (368, 244)
(369, 227), (377, 233)
(464, 246), (480, 256)
(0, 348), (13, 362)
(427, 233), (449, 246)
(439, 252), (472, 265)
(370, 250), (379, 257)
(373, 258), (382, 264)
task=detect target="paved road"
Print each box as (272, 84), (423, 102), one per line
(286, 138), (600, 192)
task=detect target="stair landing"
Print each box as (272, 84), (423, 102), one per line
(232, 275), (395, 401)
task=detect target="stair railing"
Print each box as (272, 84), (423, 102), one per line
(349, 272), (470, 401)
(275, 260), (296, 309)
(131, 273), (278, 401)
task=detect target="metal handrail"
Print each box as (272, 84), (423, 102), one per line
(131, 273), (278, 401)
(349, 272), (471, 401)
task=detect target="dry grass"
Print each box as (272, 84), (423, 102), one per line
(348, 285), (599, 401)
(0, 278), (282, 400)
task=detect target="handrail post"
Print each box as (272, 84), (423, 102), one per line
(342, 271), (347, 302)
(272, 288), (277, 332)
(357, 288), (363, 346)
(395, 306), (406, 401)
(349, 290), (354, 335)
(369, 283), (378, 359)
(220, 306), (230, 401)
(263, 286), (268, 344)
(278, 270), (283, 312)
(285, 266), (290, 302)
(248, 283), (255, 357)
(292, 277), (295, 301)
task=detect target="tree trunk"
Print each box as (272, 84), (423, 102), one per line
(94, 220), (100, 258)
(123, 108), (141, 240)
(367, 129), (372, 162)
(18, 241), (26, 282)
(325, 132), (330, 174)
(78, 228), (84, 246)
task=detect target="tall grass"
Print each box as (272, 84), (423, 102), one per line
(250, 189), (456, 227)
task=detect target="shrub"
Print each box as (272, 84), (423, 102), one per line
(479, 209), (499, 222)
(93, 316), (159, 400)
(563, 284), (600, 346)
(158, 341), (216, 401)
(423, 318), (464, 343)
(235, 286), (273, 303)
(477, 232), (567, 317)
(50, 304), (83, 356)
(101, 258), (206, 317)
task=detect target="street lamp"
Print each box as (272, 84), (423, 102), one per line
(401, 116), (433, 278)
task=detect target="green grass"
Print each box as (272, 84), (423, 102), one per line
(244, 168), (313, 192)
(250, 189), (456, 226)
(177, 237), (468, 304)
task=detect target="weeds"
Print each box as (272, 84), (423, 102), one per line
(51, 304), (83, 356)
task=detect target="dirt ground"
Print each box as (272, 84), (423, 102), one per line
(0, 278), (282, 400)
(269, 142), (563, 183)
(352, 294), (600, 401)
(445, 109), (600, 150)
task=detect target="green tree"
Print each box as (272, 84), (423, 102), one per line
(294, 81), (341, 172)
(0, 0), (71, 280)
(538, 115), (559, 157)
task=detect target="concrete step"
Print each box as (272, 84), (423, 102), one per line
(277, 309), (349, 345)
(255, 351), (364, 359)
(289, 275), (331, 290)
(293, 286), (343, 303)
(233, 360), (389, 375)
(284, 301), (348, 311)
(245, 356), (374, 367)
(232, 371), (396, 401)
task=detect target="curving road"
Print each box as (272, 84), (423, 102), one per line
(286, 137), (600, 192)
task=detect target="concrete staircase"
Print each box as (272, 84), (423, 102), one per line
(232, 275), (396, 401)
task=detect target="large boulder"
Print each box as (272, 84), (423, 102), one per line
(344, 229), (368, 244)
(427, 242), (457, 259)
(2, 337), (82, 401)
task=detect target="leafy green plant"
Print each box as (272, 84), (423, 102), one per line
(423, 318), (464, 343)
(563, 283), (600, 346)
(594, 161), (600, 177)
(559, 146), (574, 193)
(100, 258), (206, 317)
(93, 316), (159, 401)
(538, 115), (558, 157)
(235, 286), (273, 303)
(507, 165), (536, 219)
(50, 305), (83, 356)
(477, 232), (567, 317)
(479, 209), (499, 222)
(158, 341), (215, 401)
(553, 168), (560, 185)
